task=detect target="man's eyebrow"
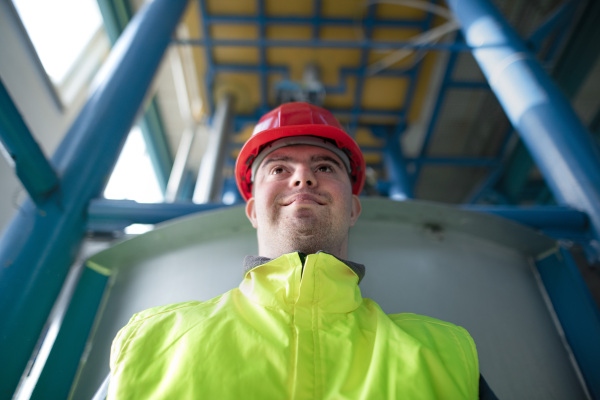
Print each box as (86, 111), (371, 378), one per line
(311, 154), (342, 169)
(260, 155), (292, 169)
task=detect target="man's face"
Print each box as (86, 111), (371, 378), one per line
(245, 144), (361, 258)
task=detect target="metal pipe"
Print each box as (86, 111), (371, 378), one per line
(165, 127), (196, 202)
(446, 0), (600, 246)
(384, 133), (414, 200)
(165, 43), (201, 203)
(193, 94), (235, 203)
(0, 0), (189, 396)
(0, 80), (59, 205)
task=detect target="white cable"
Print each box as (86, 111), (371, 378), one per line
(362, 0), (459, 75)
(367, 20), (460, 76)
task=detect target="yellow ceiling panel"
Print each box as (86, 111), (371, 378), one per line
(315, 48), (361, 84)
(363, 152), (382, 165)
(367, 49), (418, 69)
(323, 77), (357, 109)
(214, 72), (261, 113)
(321, 0), (365, 18)
(376, 4), (427, 20)
(362, 77), (409, 110)
(265, 0), (313, 16)
(180, 1), (202, 39)
(320, 26), (363, 41)
(206, 0), (257, 15)
(266, 25), (313, 40)
(371, 27), (422, 41)
(267, 47), (317, 81)
(210, 24), (258, 39)
(355, 127), (384, 147)
(213, 47), (259, 65)
(267, 46), (361, 84)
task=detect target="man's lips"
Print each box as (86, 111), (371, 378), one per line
(282, 194), (326, 206)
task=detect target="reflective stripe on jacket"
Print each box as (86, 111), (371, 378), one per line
(109, 252), (479, 399)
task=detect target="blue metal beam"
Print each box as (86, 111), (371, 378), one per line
(87, 198), (230, 231)
(203, 15), (427, 28)
(87, 199), (588, 236)
(536, 247), (600, 398)
(173, 37), (471, 51)
(446, 0), (600, 247)
(462, 205), (589, 233)
(384, 133), (414, 200)
(0, 79), (59, 205)
(0, 0), (189, 396)
(31, 267), (109, 399)
(98, 0), (173, 192)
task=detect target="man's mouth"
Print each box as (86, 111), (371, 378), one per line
(283, 194), (325, 206)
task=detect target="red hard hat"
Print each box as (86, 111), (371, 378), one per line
(235, 102), (365, 201)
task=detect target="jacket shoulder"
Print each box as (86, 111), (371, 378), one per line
(388, 312), (476, 350)
(110, 296), (226, 372)
(388, 312), (479, 392)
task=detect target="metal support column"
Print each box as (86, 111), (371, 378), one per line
(384, 131), (414, 200)
(446, 0), (600, 249)
(0, 0), (189, 396)
(193, 93), (235, 203)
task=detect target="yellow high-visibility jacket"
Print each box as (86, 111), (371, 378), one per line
(109, 252), (479, 399)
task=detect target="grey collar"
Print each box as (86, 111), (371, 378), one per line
(243, 251), (366, 284)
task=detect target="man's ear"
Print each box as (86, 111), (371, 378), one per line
(349, 195), (361, 227)
(245, 198), (258, 228)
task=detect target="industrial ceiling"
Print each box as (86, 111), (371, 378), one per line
(119, 0), (600, 205)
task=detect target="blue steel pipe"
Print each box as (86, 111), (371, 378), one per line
(384, 132), (414, 200)
(0, 0), (188, 396)
(446, 0), (600, 246)
(0, 80), (59, 205)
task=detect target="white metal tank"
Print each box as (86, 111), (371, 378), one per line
(71, 198), (587, 399)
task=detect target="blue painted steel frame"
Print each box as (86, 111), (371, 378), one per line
(536, 247), (600, 399)
(0, 0), (189, 396)
(447, 0), (600, 242)
(446, 0), (600, 395)
(0, 79), (59, 205)
(88, 198), (589, 235)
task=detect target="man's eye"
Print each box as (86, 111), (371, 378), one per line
(271, 167), (285, 175)
(317, 165), (333, 173)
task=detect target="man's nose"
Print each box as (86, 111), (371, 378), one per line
(292, 166), (316, 188)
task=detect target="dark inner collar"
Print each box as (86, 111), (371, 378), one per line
(243, 252), (366, 284)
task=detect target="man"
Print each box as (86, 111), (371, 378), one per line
(108, 102), (493, 398)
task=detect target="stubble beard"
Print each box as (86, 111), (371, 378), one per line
(265, 204), (345, 256)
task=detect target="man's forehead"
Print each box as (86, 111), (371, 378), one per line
(259, 145), (345, 167)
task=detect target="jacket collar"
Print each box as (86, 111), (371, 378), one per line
(243, 251), (366, 283)
(239, 252), (364, 313)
